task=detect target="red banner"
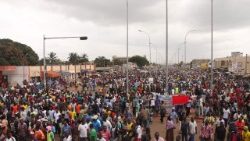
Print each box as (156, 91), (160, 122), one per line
(172, 95), (189, 105)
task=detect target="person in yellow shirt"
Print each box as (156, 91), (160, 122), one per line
(68, 110), (76, 120)
(242, 126), (250, 141)
(22, 104), (28, 110)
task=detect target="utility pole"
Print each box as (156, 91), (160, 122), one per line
(210, 0), (214, 95)
(245, 54), (248, 75)
(178, 47), (180, 65)
(126, 0), (129, 97)
(166, 0), (169, 94)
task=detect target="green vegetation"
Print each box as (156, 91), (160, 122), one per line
(94, 56), (111, 67)
(129, 55), (149, 68)
(0, 39), (39, 65)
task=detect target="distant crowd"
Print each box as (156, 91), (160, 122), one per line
(0, 68), (249, 141)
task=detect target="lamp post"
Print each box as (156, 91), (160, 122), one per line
(155, 45), (158, 65)
(43, 36), (88, 90)
(138, 29), (151, 64)
(210, 0), (214, 94)
(166, 0), (169, 94)
(184, 30), (197, 64)
(126, 0), (129, 97)
(178, 47), (180, 65)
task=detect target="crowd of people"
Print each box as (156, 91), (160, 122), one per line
(163, 68), (250, 141)
(0, 67), (249, 141)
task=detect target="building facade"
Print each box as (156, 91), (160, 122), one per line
(214, 52), (250, 75)
(190, 59), (210, 69)
(1, 63), (95, 86)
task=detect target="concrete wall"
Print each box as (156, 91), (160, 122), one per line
(2, 66), (29, 86)
(2, 64), (95, 86)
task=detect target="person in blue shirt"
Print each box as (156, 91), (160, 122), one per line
(170, 108), (178, 123)
(92, 116), (101, 132)
(62, 120), (72, 139)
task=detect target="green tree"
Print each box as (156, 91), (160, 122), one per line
(79, 53), (89, 63)
(48, 52), (57, 65)
(0, 58), (9, 65)
(0, 39), (39, 65)
(129, 55), (149, 68)
(68, 53), (80, 65)
(38, 58), (49, 65)
(94, 56), (111, 67)
(112, 58), (123, 66)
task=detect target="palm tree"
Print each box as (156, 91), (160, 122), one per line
(48, 52), (57, 71)
(79, 53), (89, 63)
(48, 52), (57, 65)
(94, 56), (111, 67)
(68, 53), (80, 84)
(68, 53), (79, 65)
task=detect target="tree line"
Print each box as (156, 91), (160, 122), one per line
(0, 39), (149, 68)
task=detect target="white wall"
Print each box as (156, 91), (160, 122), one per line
(3, 66), (29, 86)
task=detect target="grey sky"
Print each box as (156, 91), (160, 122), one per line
(0, 0), (250, 64)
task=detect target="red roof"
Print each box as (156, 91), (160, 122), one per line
(41, 71), (60, 78)
(0, 66), (16, 71)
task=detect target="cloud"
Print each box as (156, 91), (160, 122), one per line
(178, 0), (250, 31)
(0, 0), (250, 65)
(42, 0), (164, 26)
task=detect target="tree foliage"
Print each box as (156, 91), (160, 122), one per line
(39, 58), (63, 66)
(129, 55), (149, 68)
(48, 52), (57, 65)
(38, 58), (49, 65)
(68, 52), (80, 65)
(79, 53), (89, 63)
(94, 56), (111, 67)
(0, 39), (39, 65)
(112, 58), (123, 66)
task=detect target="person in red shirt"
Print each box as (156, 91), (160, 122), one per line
(12, 103), (18, 114)
(100, 126), (111, 141)
(75, 104), (81, 115)
(235, 117), (245, 136)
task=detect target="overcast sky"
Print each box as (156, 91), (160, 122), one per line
(1, 0), (250, 64)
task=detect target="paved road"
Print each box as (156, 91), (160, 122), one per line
(150, 113), (203, 141)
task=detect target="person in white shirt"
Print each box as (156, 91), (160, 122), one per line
(48, 109), (55, 121)
(63, 134), (72, 141)
(136, 125), (143, 140)
(103, 118), (112, 131)
(223, 107), (230, 127)
(5, 131), (16, 141)
(20, 108), (27, 121)
(153, 132), (164, 141)
(189, 117), (197, 141)
(54, 110), (61, 123)
(150, 97), (155, 113)
(78, 120), (89, 141)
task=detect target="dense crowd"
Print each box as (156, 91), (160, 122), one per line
(0, 67), (249, 141)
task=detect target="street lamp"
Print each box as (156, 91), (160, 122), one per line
(166, 0), (169, 94)
(43, 36), (88, 90)
(126, 0), (129, 97)
(211, 0), (214, 94)
(178, 47), (180, 65)
(184, 29), (197, 64)
(138, 29), (151, 64)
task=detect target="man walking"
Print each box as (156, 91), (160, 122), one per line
(78, 120), (89, 141)
(188, 117), (197, 141)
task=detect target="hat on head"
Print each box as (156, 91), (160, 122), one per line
(92, 115), (98, 120)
